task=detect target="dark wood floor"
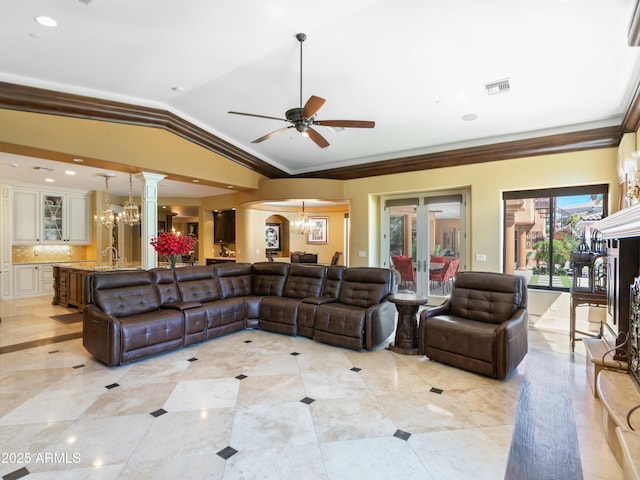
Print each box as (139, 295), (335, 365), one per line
(505, 350), (583, 480)
(0, 332), (82, 355)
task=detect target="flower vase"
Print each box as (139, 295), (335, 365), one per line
(168, 254), (178, 269)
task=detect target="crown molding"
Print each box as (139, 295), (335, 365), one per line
(0, 81), (624, 182)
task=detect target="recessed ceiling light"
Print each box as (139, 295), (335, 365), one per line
(45, 178), (54, 183)
(192, 179), (199, 183)
(227, 185), (234, 189)
(171, 86), (184, 92)
(462, 113), (478, 121)
(35, 16), (58, 27)
(73, 158), (84, 163)
(65, 170), (76, 175)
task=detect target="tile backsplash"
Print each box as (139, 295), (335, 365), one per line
(13, 245), (91, 264)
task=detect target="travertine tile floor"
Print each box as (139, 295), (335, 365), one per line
(0, 296), (622, 479)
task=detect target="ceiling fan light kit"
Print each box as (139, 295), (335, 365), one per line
(228, 33), (374, 148)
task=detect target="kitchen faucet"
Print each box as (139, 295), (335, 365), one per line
(102, 246), (120, 268)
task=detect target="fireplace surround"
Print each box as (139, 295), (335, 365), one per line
(594, 203), (640, 390)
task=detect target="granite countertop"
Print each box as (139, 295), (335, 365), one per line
(14, 260), (97, 266)
(51, 262), (144, 271)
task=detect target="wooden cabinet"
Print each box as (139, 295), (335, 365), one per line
(214, 210), (235, 244)
(52, 266), (88, 308)
(13, 265), (39, 297)
(13, 189), (40, 244)
(13, 188), (91, 245)
(39, 264), (53, 295)
(13, 264), (53, 298)
(68, 269), (87, 308)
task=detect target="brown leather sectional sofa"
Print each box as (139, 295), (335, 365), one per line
(82, 262), (395, 366)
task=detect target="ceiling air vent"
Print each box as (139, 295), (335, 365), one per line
(77, 0), (92, 4)
(33, 166), (54, 172)
(484, 79), (511, 96)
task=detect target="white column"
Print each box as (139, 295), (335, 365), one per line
(136, 172), (165, 270)
(0, 184), (12, 299)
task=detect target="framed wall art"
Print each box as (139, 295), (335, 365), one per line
(307, 217), (328, 244)
(265, 223), (281, 251)
(187, 222), (198, 238)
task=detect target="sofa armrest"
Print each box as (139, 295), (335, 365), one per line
(364, 300), (396, 349)
(83, 304), (122, 366)
(420, 299), (451, 320)
(302, 296), (337, 305)
(494, 308), (529, 379)
(161, 301), (202, 311)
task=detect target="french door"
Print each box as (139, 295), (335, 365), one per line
(381, 191), (467, 297)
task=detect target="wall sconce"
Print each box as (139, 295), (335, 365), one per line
(625, 152), (640, 206)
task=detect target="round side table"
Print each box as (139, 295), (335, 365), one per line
(388, 293), (429, 355)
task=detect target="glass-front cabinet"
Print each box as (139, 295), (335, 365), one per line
(42, 193), (64, 242)
(13, 187), (91, 245)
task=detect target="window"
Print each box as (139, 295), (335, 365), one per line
(503, 185), (608, 290)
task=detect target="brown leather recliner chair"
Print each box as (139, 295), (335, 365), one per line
(418, 271), (528, 380)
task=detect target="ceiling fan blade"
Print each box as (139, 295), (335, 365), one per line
(251, 126), (292, 144)
(228, 111), (288, 122)
(301, 95), (326, 119)
(314, 120), (375, 128)
(306, 127), (330, 148)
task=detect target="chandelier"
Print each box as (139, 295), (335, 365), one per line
(94, 174), (118, 229)
(291, 201), (312, 236)
(120, 174), (141, 226)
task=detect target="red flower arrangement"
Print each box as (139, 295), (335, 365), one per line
(150, 232), (197, 268)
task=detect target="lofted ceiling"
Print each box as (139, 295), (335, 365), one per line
(1, 0), (640, 195)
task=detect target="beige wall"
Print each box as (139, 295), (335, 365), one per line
(0, 109), (264, 191)
(1, 107), (620, 273)
(344, 148), (619, 270)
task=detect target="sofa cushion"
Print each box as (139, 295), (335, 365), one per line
(150, 267), (180, 304)
(120, 310), (184, 351)
(338, 267), (390, 308)
(449, 272), (523, 324)
(259, 297), (301, 335)
(174, 266), (221, 303)
(214, 262), (253, 298)
(313, 303), (368, 350)
(322, 266), (345, 298)
(283, 264), (326, 299)
(425, 315), (500, 363)
(252, 262), (289, 296)
(92, 271), (160, 317)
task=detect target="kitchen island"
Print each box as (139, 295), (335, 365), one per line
(52, 262), (143, 309)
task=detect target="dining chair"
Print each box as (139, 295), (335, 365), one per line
(392, 256), (416, 291)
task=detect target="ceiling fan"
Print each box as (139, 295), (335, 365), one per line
(228, 33), (375, 148)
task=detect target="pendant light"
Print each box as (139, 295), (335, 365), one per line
(120, 174), (141, 226)
(291, 201), (312, 236)
(94, 174), (117, 228)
